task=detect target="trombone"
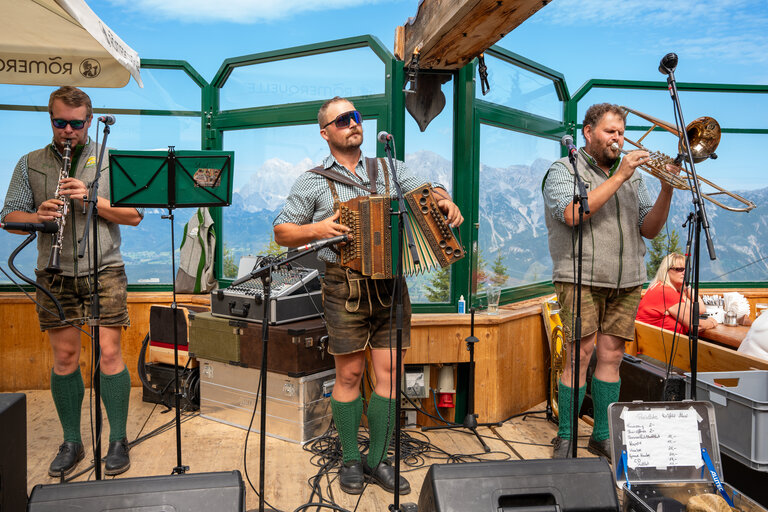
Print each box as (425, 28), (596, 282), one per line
(613, 106), (755, 213)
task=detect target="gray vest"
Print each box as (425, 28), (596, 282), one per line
(27, 140), (124, 276)
(544, 150), (647, 289)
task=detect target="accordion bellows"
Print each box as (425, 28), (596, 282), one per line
(338, 184), (464, 279)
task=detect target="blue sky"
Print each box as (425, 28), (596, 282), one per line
(91, 0), (768, 190)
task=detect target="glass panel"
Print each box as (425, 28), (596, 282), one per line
(479, 54), (562, 120)
(0, 68), (202, 112)
(221, 119), (377, 277)
(0, 111), (200, 285)
(478, 125), (561, 290)
(220, 48), (384, 110)
(94, 68), (202, 112)
(404, 75), (455, 303)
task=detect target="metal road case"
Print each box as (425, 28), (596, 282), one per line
(198, 359), (335, 444)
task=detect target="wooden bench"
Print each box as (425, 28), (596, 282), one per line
(634, 320), (768, 372)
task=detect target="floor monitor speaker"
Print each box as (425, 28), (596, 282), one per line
(28, 470), (245, 511)
(418, 457), (619, 512)
(0, 393), (27, 512)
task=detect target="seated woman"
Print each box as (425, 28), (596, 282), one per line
(636, 253), (718, 335)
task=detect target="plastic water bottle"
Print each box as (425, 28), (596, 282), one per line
(458, 295), (466, 314)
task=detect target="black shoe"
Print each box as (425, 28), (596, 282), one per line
(364, 460), (410, 495)
(552, 436), (573, 459)
(48, 441), (85, 477)
(587, 436), (612, 462)
(338, 460), (364, 495)
(104, 438), (131, 476)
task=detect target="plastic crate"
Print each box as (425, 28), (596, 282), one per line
(687, 370), (768, 471)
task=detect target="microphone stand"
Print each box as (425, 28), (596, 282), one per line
(660, 56), (716, 399)
(78, 122), (111, 480)
(567, 146), (590, 459)
(381, 138), (418, 512)
(230, 242), (336, 512)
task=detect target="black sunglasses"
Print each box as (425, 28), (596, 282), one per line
(323, 110), (362, 129)
(51, 118), (87, 130)
(669, 267), (686, 272)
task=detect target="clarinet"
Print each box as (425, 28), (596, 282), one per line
(45, 139), (72, 274)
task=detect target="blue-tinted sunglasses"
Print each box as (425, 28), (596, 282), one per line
(51, 118), (86, 130)
(323, 110), (362, 129)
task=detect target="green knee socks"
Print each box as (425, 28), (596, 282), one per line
(101, 368), (131, 442)
(556, 380), (586, 440)
(331, 395), (363, 463)
(591, 377), (620, 442)
(366, 392), (396, 469)
(50, 368), (85, 443)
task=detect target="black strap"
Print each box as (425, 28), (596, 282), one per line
(308, 165), (375, 194)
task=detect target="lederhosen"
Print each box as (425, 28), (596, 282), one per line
(310, 158), (411, 354)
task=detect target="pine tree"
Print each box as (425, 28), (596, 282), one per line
(489, 253), (509, 287)
(261, 234), (283, 256)
(646, 228), (682, 279)
(223, 246), (238, 278)
(424, 267), (450, 302)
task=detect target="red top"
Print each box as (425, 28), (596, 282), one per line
(636, 284), (689, 334)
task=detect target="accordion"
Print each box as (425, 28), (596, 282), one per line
(337, 184), (464, 279)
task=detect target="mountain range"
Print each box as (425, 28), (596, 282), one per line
(3, 150), (765, 290)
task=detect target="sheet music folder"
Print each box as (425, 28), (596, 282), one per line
(109, 149), (234, 208)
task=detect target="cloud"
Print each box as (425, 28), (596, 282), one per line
(107, 0), (388, 24)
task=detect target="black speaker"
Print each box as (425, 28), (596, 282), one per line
(418, 458), (619, 512)
(27, 470), (245, 511)
(0, 393), (26, 512)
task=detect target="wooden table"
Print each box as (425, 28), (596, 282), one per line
(699, 323), (750, 349)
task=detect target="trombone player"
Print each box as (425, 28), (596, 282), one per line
(541, 103), (680, 460)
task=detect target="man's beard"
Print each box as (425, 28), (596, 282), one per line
(332, 130), (363, 151)
(593, 145), (619, 168)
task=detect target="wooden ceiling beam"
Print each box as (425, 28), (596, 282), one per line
(395, 0), (551, 70)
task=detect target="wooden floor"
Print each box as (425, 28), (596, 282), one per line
(23, 388), (598, 511)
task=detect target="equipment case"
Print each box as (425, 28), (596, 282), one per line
(189, 312), (333, 376)
(608, 400), (766, 512)
(198, 359), (335, 444)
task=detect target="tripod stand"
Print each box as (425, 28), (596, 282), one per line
(422, 307), (502, 452)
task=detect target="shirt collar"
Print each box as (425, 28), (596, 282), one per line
(322, 152), (366, 176)
(580, 147), (621, 176)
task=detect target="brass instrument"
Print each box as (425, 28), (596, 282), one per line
(613, 106), (755, 213)
(541, 296), (565, 420)
(45, 139), (72, 274)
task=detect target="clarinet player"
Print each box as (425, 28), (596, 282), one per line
(1, 86), (143, 477)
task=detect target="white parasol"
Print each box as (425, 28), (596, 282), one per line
(0, 0), (143, 88)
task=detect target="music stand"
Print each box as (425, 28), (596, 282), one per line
(109, 147), (233, 474)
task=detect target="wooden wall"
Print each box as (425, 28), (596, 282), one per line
(0, 293), (551, 422)
(3, 288), (765, 420)
(0, 292), (208, 391)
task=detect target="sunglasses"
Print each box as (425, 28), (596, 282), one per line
(323, 110), (362, 129)
(51, 118), (87, 130)
(669, 267), (686, 272)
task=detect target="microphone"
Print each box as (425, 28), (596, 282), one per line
(377, 131), (392, 143)
(98, 114), (116, 125)
(1, 221), (59, 234)
(561, 135), (578, 158)
(658, 53), (678, 75)
(295, 234), (349, 252)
